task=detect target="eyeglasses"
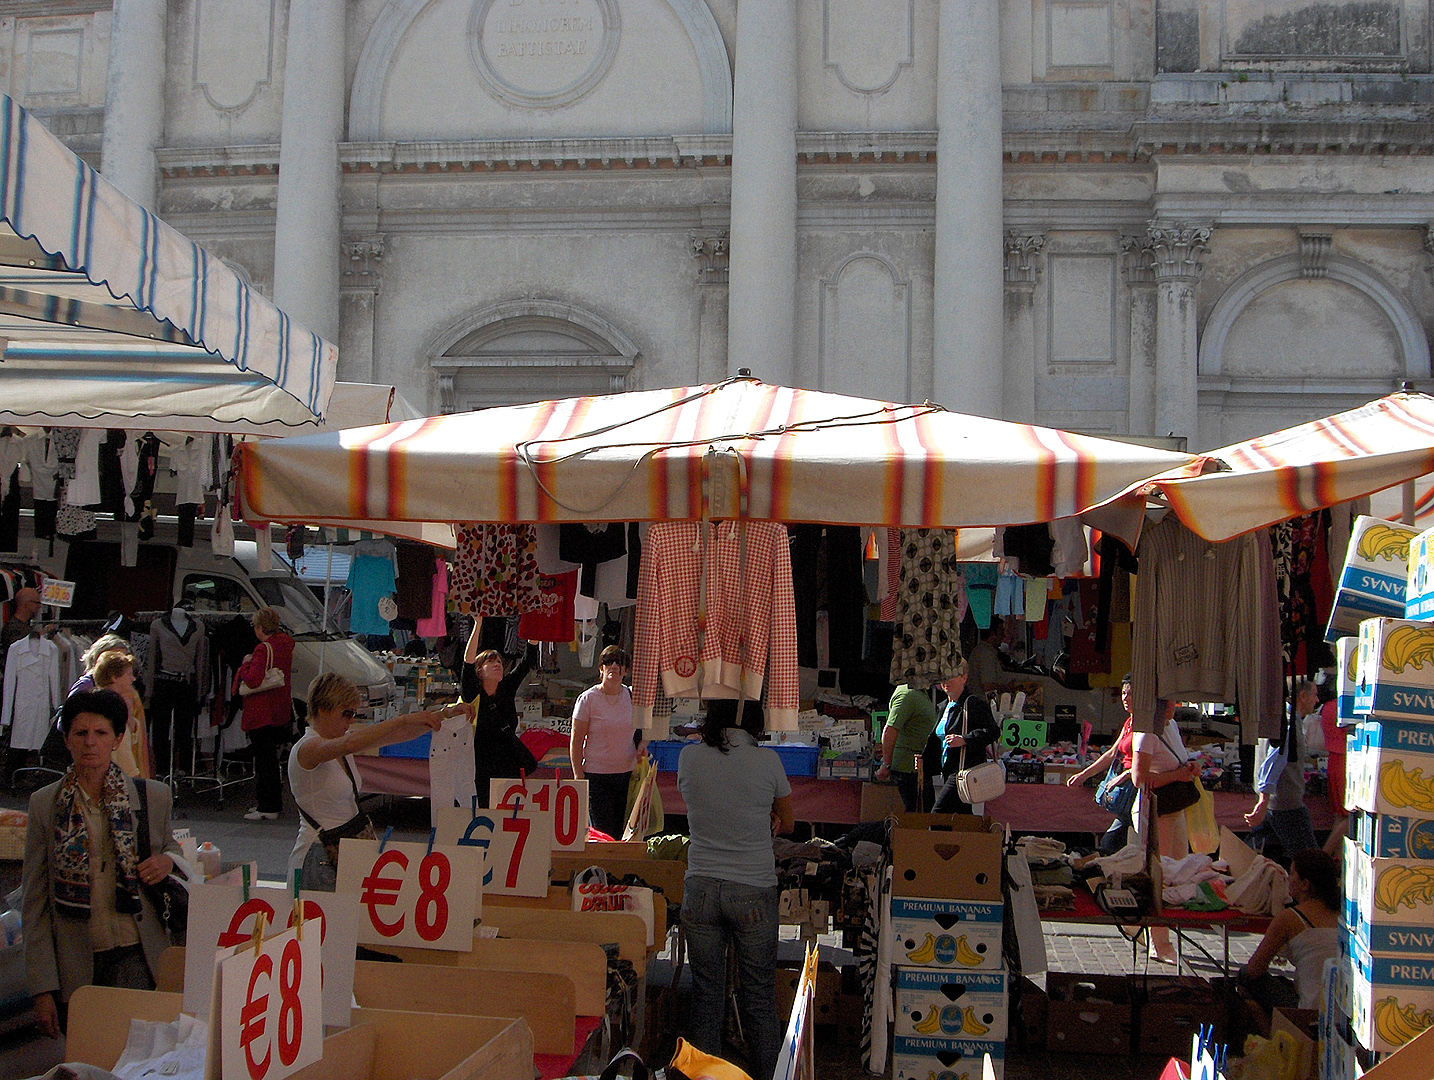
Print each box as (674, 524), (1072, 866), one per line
(340, 709), (359, 719)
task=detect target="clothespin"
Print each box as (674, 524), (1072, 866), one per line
(426, 828), (436, 856)
(242, 863), (250, 903)
(471, 794), (478, 816)
(379, 826), (393, 853)
(292, 871), (304, 940)
(510, 793), (522, 820)
(251, 909), (266, 957)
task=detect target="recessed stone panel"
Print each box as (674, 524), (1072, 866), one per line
(1048, 254), (1115, 366)
(1221, 278), (1401, 377)
(819, 255), (911, 402)
(23, 27), (82, 97)
(1048, 0), (1113, 68)
(1224, 0), (1403, 57)
(823, 0), (913, 94)
(193, 0), (275, 111)
(468, 0), (621, 108)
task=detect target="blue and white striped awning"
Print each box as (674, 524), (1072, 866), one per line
(0, 92), (336, 427)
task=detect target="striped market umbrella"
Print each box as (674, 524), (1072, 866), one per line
(236, 377), (1200, 529)
(1105, 392), (1434, 542)
(0, 92), (336, 426)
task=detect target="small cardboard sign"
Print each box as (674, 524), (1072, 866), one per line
(434, 805), (554, 898)
(216, 925), (323, 1080)
(490, 778), (589, 851)
(39, 578), (75, 608)
(336, 838), (483, 950)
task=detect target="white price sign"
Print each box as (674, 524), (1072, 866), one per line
(489, 777), (590, 851)
(184, 883), (359, 1027)
(217, 925), (323, 1080)
(435, 805), (553, 898)
(336, 838), (482, 951)
(39, 578), (75, 608)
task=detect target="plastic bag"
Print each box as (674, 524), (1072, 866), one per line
(1230, 1030), (1301, 1080)
(1184, 777), (1220, 854)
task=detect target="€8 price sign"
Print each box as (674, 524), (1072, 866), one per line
(185, 883), (359, 1028)
(435, 804), (554, 898)
(489, 778), (590, 851)
(218, 924), (322, 1080)
(336, 838), (482, 951)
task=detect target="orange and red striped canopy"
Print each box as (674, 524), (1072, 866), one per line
(235, 379), (1199, 529)
(1110, 392), (1434, 542)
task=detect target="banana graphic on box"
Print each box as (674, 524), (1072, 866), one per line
(1379, 625), (1434, 674)
(914, 1008), (942, 1034)
(1347, 642), (1360, 683)
(1359, 524), (1419, 563)
(1373, 864), (1434, 914)
(961, 1006), (989, 1036)
(907, 934), (937, 963)
(954, 935), (985, 967)
(1380, 760), (1434, 814)
(1374, 996), (1434, 1047)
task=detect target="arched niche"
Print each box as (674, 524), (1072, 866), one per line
(817, 252), (912, 402)
(350, 0), (733, 141)
(429, 298), (640, 413)
(1200, 253), (1431, 382)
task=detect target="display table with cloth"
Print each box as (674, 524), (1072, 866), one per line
(1043, 882), (1271, 977)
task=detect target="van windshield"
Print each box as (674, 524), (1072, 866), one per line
(250, 576), (331, 636)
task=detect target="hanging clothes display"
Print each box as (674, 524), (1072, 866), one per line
(428, 714), (477, 826)
(790, 525), (867, 671)
(632, 519), (798, 730)
(395, 541), (439, 620)
(145, 612), (211, 776)
(559, 522), (629, 598)
(2, 633), (63, 751)
(517, 570), (578, 643)
(888, 529), (968, 685)
(1131, 514), (1283, 739)
(347, 539), (398, 636)
(450, 524), (542, 616)
(1270, 511), (1335, 672)
(415, 557), (450, 638)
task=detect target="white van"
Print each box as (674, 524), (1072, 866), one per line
(6, 525), (397, 722)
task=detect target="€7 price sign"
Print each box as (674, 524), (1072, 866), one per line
(184, 883), (359, 1028)
(435, 804), (554, 898)
(217, 924), (322, 1080)
(336, 838), (482, 951)
(489, 777), (590, 851)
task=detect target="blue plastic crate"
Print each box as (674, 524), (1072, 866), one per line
(647, 739), (689, 772)
(772, 743), (819, 777)
(379, 732), (432, 759)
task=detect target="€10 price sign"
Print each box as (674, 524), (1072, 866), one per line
(489, 777), (589, 851)
(216, 924), (322, 1080)
(336, 838), (482, 951)
(435, 804), (555, 898)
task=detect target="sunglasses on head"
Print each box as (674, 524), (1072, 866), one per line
(340, 708), (359, 719)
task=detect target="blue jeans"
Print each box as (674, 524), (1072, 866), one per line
(1249, 806), (1318, 862)
(682, 876), (781, 1080)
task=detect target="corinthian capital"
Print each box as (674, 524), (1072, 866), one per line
(1003, 232), (1045, 287)
(1147, 224), (1211, 284)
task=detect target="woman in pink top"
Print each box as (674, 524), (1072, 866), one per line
(570, 646), (639, 839)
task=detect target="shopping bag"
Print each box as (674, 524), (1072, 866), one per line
(1184, 777), (1220, 854)
(571, 866), (655, 946)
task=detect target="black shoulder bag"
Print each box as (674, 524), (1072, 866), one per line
(297, 754), (376, 892)
(132, 780), (189, 945)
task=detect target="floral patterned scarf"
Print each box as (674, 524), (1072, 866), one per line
(51, 764), (141, 917)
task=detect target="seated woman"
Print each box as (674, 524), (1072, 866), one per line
(287, 672), (472, 883)
(1239, 848), (1341, 1018)
(22, 690), (181, 1037)
(91, 653), (151, 780)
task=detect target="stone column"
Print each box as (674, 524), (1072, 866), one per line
(100, 0), (167, 209)
(1149, 225), (1211, 446)
(1121, 234), (1158, 436)
(339, 237), (383, 383)
(692, 231), (730, 384)
(726, 2), (797, 384)
(272, 0), (346, 342)
(1002, 233), (1044, 424)
(934, 0), (1004, 416)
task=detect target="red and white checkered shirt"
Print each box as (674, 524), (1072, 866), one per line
(633, 520), (798, 733)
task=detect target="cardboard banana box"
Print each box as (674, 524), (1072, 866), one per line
(894, 967), (1008, 1041)
(1344, 720), (1434, 815)
(892, 1034), (1004, 1080)
(1355, 808), (1434, 861)
(1336, 636), (1361, 726)
(1354, 617), (1434, 720)
(1349, 936), (1434, 1054)
(1327, 517), (1418, 644)
(890, 896), (1003, 971)
(1407, 525), (1434, 619)
(1344, 839), (1434, 942)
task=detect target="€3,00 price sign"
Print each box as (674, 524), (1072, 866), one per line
(489, 778), (589, 851)
(435, 804), (554, 898)
(217, 924), (322, 1080)
(185, 883), (359, 1028)
(336, 838), (482, 951)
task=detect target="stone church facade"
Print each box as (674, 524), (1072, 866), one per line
(5, 0), (1432, 452)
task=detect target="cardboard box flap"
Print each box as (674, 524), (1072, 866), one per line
(892, 827), (1004, 901)
(895, 813), (1000, 834)
(1220, 827), (1258, 880)
(1363, 1023), (1434, 1080)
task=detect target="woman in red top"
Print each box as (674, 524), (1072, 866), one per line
(238, 607), (294, 821)
(1069, 674), (1137, 854)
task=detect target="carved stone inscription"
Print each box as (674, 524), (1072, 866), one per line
(468, 0), (621, 108)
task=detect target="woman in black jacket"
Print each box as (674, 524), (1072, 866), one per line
(461, 619), (538, 807)
(930, 657), (1002, 814)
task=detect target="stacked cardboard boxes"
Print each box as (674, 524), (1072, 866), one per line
(1334, 519), (1434, 1068)
(889, 816), (1007, 1080)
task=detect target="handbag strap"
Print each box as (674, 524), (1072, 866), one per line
(133, 778), (152, 863)
(296, 749), (362, 833)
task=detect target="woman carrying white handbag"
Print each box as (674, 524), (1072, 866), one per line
(931, 657), (1003, 814)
